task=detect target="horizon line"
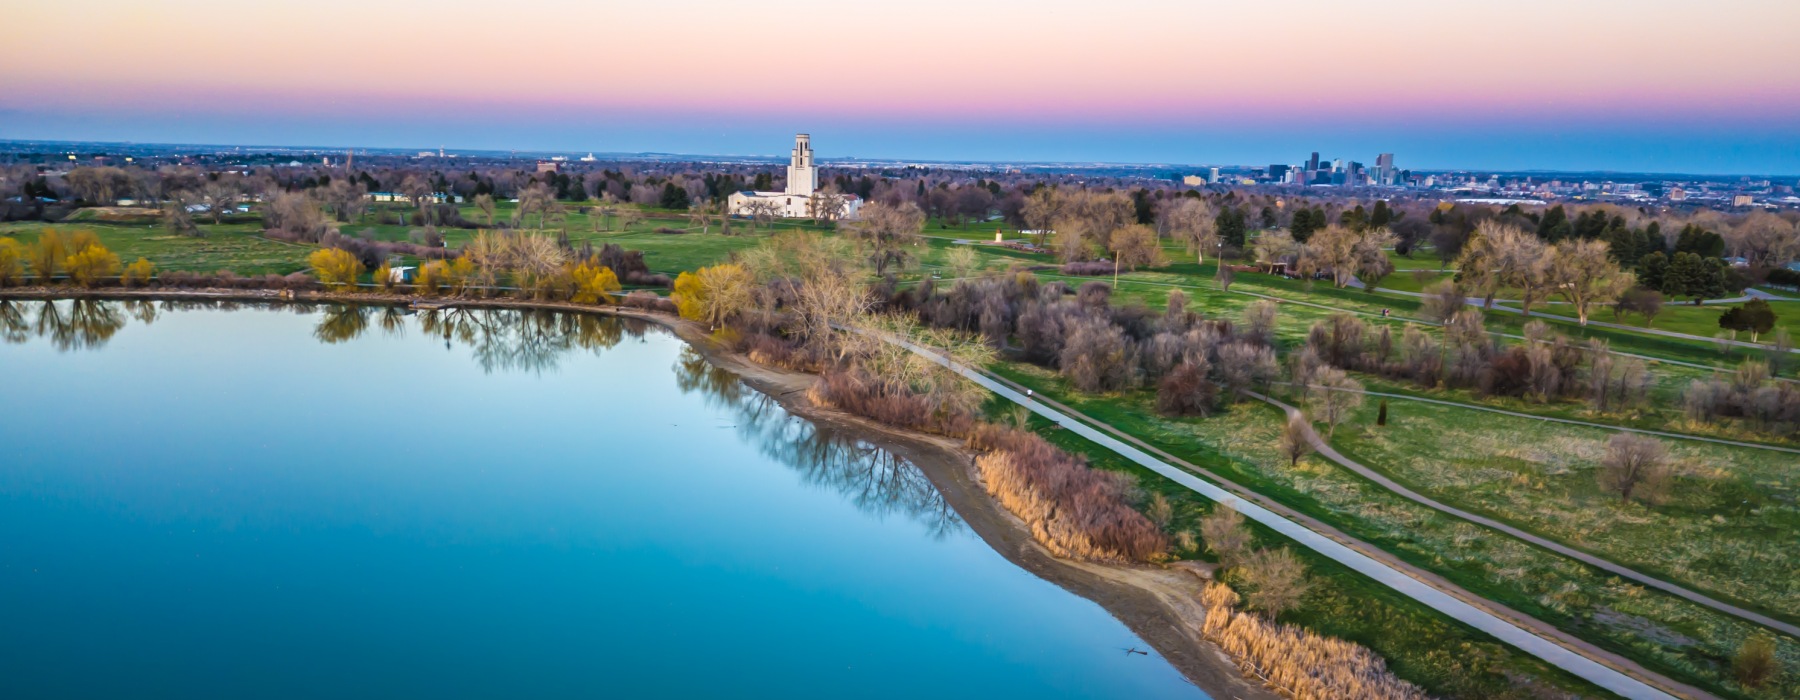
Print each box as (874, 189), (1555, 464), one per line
(3, 137), (1796, 180)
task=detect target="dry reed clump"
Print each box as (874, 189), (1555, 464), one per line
(807, 367), (975, 437)
(968, 425), (1169, 563)
(1199, 582), (1428, 700)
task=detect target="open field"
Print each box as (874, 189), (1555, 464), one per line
(1326, 393), (1800, 617)
(992, 402), (1602, 700)
(989, 360), (1800, 700)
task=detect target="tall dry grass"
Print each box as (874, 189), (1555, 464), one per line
(1199, 582), (1427, 700)
(969, 425), (1169, 563)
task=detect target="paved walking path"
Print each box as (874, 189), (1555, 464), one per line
(1277, 382), (1800, 455)
(880, 333), (1701, 700)
(1353, 280), (1799, 354)
(1249, 390), (1800, 639)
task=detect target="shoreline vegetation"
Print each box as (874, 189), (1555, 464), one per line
(7, 214), (1791, 698)
(3, 286), (1408, 700)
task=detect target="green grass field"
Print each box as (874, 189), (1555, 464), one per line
(989, 361), (1800, 700)
(13, 201), (1800, 696)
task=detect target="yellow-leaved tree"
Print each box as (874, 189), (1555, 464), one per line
(416, 259), (450, 296)
(32, 229), (66, 282)
(64, 243), (121, 287)
(122, 257), (156, 287)
(448, 257), (476, 295)
(308, 248), (363, 290)
(569, 259), (621, 304)
(373, 262), (394, 292)
(695, 263), (754, 329)
(671, 270), (706, 322)
(673, 263), (755, 329)
(0, 237), (23, 287)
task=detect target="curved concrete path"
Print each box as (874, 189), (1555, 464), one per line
(1354, 280), (1798, 354)
(881, 334), (1701, 700)
(1250, 390), (1800, 640)
(1275, 382), (1800, 456)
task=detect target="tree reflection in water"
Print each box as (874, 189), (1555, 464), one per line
(413, 307), (648, 375)
(673, 346), (965, 538)
(0, 300), (128, 351)
(3, 300), (964, 536)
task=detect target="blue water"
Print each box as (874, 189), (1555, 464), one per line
(0, 301), (1200, 699)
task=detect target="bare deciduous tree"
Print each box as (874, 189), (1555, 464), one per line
(1598, 433), (1670, 505)
(843, 201), (925, 275)
(1239, 547), (1312, 617)
(1280, 411), (1314, 465)
(1553, 238), (1634, 326)
(1160, 196), (1217, 264)
(1200, 503), (1251, 568)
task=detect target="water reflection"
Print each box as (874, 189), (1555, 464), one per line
(412, 306), (650, 375)
(4, 299), (964, 537)
(0, 300), (127, 351)
(673, 346), (965, 538)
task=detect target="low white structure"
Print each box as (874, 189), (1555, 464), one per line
(729, 134), (862, 220)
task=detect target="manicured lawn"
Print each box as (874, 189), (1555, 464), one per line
(2, 220), (312, 275)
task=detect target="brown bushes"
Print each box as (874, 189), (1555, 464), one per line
(809, 366), (976, 437)
(1156, 359), (1217, 416)
(1060, 261), (1113, 276)
(1200, 582), (1428, 700)
(620, 290), (677, 314)
(967, 424), (1169, 563)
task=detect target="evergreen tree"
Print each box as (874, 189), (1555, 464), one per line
(1290, 207), (1321, 242)
(1673, 224), (1725, 258)
(1663, 252), (1726, 304)
(1537, 205), (1569, 241)
(659, 182), (690, 210)
(1719, 299), (1778, 342)
(1370, 200), (1393, 229)
(1636, 251), (1668, 290)
(1216, 207), (1247, 248)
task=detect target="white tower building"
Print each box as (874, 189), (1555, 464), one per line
(728, 133), (861, 220)
(786, 134), (817, 197)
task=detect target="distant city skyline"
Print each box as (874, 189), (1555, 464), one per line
(4, 0), (1797, 175)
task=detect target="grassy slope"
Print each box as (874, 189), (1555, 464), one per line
(986, 400), (1601, 700)
(990, 362), (1799, 700)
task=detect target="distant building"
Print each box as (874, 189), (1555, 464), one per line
(1209, 167), (1221, 183)
(1668, 187), (1687, 202)
(1375, 153), (1395, 186)
(366, 192), (459, 204)
(728, 134), (863, 220)
(1733, 194), (1756, 207)
(1182, 175), (1206, 186)
(536, 161), (561, 174)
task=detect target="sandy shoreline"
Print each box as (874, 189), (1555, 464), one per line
(4, 287), (1274, 699)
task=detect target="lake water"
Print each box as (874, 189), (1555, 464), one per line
(0, 300), (1201, 699)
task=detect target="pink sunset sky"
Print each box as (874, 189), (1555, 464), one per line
(3, 0), (1797, 172)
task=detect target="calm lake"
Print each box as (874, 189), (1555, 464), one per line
(0, 300), (1201, 699)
